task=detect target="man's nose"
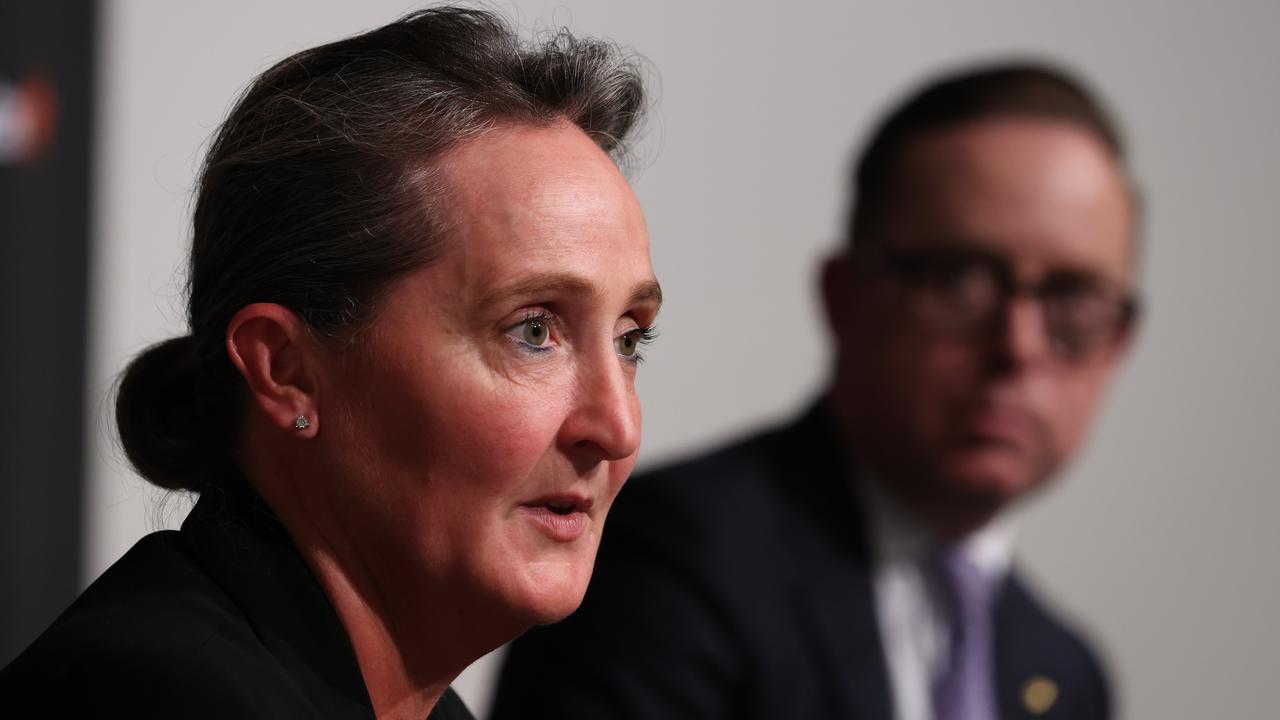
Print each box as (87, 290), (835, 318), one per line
(558, 353), (641, 469)
(987, 294), (1054, 373)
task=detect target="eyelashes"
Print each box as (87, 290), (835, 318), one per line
(506, 311), (657, 363)
(617, 325), (657, 364)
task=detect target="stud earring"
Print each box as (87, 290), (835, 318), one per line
(293, 415), (310, 431)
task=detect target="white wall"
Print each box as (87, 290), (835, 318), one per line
(88, 1), (1280, 717)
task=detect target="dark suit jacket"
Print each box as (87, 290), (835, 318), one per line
(0, 482), (474, 719)
(494, 403), (1111, 719)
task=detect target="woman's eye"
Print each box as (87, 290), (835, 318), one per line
(522, 319), (549, 346)
(616, 330), (640, 357)
(616, 326), (655, 360)
(507, 314), (555, 350)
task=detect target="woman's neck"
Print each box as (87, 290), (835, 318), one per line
(302, 547), (452, 720)
(241, 437), (492, 719)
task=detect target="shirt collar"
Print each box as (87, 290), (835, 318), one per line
(854, 465), (1019, 582)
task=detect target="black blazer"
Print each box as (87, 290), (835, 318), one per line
(494, 403), (1111, 719)
(0, 482), (474, 719)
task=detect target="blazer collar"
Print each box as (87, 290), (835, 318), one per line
(180, 480), (375, 714)
(179, 480), (477, 719)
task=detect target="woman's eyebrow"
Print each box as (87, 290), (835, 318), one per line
(629, 280), (663, 311)
(480, 274), (599, 308)
(479, 274), (663, 311)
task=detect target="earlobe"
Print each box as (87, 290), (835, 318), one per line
(225, 303), (321, 437)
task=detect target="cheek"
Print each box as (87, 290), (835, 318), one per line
(881, 334), (983, 420)
(1035, 368), (1114, 456)
(911, 337), (981, 389)
(844, 324), (954, 434)
(325, 356), (574, 522)
(425, 382), (574, 493)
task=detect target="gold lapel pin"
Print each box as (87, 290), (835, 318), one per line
(1022, 675), (1059, 715)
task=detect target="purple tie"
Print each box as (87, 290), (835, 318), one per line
(931, 549), (998, 720)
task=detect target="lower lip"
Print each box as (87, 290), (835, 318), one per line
(519, 506), (589, 542)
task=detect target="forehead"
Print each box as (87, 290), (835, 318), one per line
(427, 122), (652, 301)
(887, 118), (1135, 283)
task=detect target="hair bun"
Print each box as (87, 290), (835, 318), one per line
(115, 336), (224, 492)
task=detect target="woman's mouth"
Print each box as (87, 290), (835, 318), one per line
(546, 500), (577, 515)
(519, 495), (592, 542)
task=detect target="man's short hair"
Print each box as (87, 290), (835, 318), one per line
(848, 62), (1126, 246)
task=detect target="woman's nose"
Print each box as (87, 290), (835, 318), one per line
(558, 352), (641, 468)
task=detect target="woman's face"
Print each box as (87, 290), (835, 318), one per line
(313, 123), (660, 631)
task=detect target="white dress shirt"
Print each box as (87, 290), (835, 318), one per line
(855, 471), (1018, 720)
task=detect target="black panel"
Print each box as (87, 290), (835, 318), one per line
(0, 1), (97, 666)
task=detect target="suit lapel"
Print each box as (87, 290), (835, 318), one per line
(777, 404), (895, 720)
(995, 574), (1063, 719)
(791, 548), (895, 720)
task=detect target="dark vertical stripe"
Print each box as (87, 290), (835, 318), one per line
(0, 1), (96, 666)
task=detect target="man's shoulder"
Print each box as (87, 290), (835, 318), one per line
(624, 412), (812, 515)
(997, 571), (1113, 714)
(1001, 571), (1108, 660)
(602, 406), (857, 587)
(615, 418), (805, 541)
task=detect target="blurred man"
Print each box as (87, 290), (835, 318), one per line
(494, 63), (1138, 720)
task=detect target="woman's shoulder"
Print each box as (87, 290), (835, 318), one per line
(34, 530), (242, 647)
(0, 531), (301, 717)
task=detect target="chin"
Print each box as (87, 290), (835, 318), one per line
(939, 449), (1039, 506)
(530, 593), (587, 626)
(501, 559), (593, 627)
(510, 586), (588, 628)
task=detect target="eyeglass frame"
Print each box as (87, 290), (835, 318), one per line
(851, 243), (1140, 363)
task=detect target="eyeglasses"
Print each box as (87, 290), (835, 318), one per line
(867, 246), (1138, 362)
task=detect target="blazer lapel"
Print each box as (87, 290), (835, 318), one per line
(791, 550), (894, 720)
(181, 481), (375, 715)
(994, 574), (1066, 719)
(778, 403), (895, 720)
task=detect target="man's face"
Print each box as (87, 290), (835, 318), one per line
(828, 117), (1135, 529)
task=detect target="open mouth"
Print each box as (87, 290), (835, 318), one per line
(545, 501), (578, 516)
(520, 495), (593, 542)
(526, 493), (593, 515)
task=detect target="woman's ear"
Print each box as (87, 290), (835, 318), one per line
(225, 303), (321, 437)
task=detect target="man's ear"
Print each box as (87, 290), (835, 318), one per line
(225, 303), (321, 437)
(820, 251), (856, 336)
